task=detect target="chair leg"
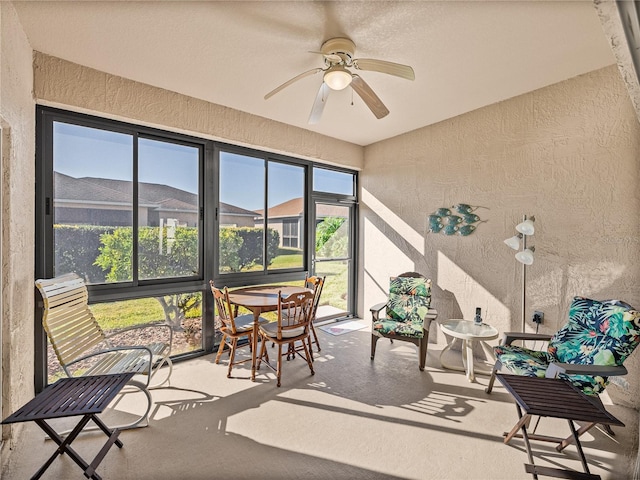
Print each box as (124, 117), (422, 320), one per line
(371, 334), (380, 360)
(301, 339), (315, 376)
(227, 338), (238, 378)
(310, 323), (321, 352)
(149, 356), (173, 389)
(257, 334), (268, 370)
(276, 344), (283, 387)
(215, 334), (227, 364)
(419, 335), (428, 371)
(485, 363), (499, 393)
(306, 335), (314, 361)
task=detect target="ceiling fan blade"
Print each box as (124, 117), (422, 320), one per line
(353, 58), (415, 81)
(308, 83), (331, 124)
(350, 75), (389, 119)
(264, 68), (323, 100)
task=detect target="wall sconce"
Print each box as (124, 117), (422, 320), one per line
(504, 215), (536, 331)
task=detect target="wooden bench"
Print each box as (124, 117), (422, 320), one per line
(35, 273), (174, 429)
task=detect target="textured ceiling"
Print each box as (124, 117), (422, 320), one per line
(14, 1), (615, 146)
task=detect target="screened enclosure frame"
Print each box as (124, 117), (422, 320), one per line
(34, 105), (358, 392)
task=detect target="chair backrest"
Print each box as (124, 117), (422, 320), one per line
(275, 290), (315, 340)
(209, 280), (239, 334)
(35, 273), (106, 368)
(550, 296), (640, 366)
(304, 274), (326, 321)
(549, 296), (640, 394)
(385, 272), (432, 324)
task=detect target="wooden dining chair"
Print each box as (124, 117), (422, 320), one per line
(305, 274), (326, 355)
(210, 280), (267, 378)
(257, 290), (315, 387)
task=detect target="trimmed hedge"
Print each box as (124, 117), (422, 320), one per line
(54, 225), (281, 279)
(54, 225), (113, 283)
(233, 227), (280, 271)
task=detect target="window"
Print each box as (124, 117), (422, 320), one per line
(49, 122), (202, 285)
(138, 138), (200, 281)
(267, 161), (304, 271)
(52, 123), (134, 283)
(36, 106), (358, 391)
(218, 151), (305, 276)
(36, 107), (207, 391)
(282, 220), (299, 248)
(313, 167), (355, 196)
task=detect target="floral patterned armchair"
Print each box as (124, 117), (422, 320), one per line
(370, 272), (438, 371)
(486, 296), (640, 397)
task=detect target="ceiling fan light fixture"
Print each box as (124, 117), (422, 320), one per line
(324, 66), (352, 90)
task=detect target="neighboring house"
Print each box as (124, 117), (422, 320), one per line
(256, 197), (347, 249)
(53, 172), (257, 227)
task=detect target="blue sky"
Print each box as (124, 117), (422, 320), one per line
(53, 122), (352, 210)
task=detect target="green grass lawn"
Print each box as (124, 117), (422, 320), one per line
(315, 260), (349, 311)
(90, 252), (348, 330)
(268, 247), (303, 269)
(91, 297), (165, 330)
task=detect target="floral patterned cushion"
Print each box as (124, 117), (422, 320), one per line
(373, 318), (424, 338)
(548, 296), (640, 395)
(495, 296), (639, 396)
(373, 276), (432, 339)
(493, 344), (553, 378)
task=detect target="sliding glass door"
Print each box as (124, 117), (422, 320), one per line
(312, 201), (355, 320)
(311, 166), (357, 321)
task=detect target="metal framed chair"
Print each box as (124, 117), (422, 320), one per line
(210, 280), (267, 378)
(35, 273), (173, 429)
(256, 290), (315, 387)
(370, 272), (438, 371)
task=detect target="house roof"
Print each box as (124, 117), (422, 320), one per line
(257, 197), (347, 219)
(53, 172), (256, 216)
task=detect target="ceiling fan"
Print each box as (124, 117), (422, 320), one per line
(264, 37), (415, 124)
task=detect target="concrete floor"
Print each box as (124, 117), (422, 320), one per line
(2, 319), (637, 480)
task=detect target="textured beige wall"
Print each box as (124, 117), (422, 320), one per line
(0, 0), (35, 458)
(361, 65), (640, 408)
(33, 53), (363, 170)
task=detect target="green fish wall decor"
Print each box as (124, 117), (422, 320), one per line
(443, 215), (463, 225)
(428, 204), (488, 236)
(443, 224), (459, 235)
(458, 225), (476, 236)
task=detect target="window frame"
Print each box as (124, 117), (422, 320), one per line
(212, 143), (311, 288)
(34, 105), (359, 391)
(36, 107), (208, 301)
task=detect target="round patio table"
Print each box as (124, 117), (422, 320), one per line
(439, 319), (499, 382)
(227, 285), (311, 381)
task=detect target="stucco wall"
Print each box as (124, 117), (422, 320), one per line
(0, 0), (35, 457)
(33, 52), (363, 170)
(361, 64), (640, 408)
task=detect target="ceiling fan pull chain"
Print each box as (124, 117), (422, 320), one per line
(351, 87), (354, 106)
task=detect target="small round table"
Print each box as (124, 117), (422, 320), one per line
(439, 319), (499, 382)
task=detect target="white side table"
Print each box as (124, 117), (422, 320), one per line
(439, 319), (499, 382)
